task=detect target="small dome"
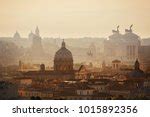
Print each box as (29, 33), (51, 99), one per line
(13, 31), (21, 39)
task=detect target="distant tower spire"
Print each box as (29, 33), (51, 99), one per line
(35, 26), (40, 36)
(135, 59), (140, 70)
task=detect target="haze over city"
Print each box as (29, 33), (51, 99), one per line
(0, 0), (150, 38)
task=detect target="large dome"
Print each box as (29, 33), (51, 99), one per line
(54, 44), (73, 61)
(54, 40), (73, 72)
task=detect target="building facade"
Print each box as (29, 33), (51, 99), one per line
(104, 25), (141, 64)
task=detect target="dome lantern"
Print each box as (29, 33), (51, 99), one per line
(61, 39), (66, 48)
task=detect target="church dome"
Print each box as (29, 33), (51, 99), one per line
(54, 40), (73, 72)
(13, 31), (21, 39)
(54, 42), (73, 61)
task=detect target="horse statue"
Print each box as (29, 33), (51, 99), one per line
(125, 24), (133, 33)
(112, 25), (120, 34)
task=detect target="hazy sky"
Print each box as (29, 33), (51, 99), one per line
(0, 0), (150, 38)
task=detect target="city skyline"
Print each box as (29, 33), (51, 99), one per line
(0, 0), (150, 38)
